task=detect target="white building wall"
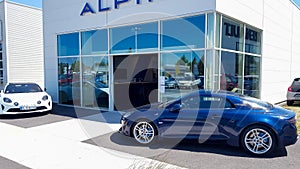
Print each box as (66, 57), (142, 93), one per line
(43, 0), (216, 102)
(217, 0), (300, 103)
(291, 5), (300, 85)
(0, 2), (7, 89)
(5, 2), (44, 88)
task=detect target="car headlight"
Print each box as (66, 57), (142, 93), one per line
(3, 97), (12, 103)
(42, 95), (49, 101)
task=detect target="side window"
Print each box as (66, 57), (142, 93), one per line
(200, 96), (234, 109)
(182, 96), (200, 109)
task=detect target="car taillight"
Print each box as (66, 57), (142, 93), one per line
(288, 86), (293, 92)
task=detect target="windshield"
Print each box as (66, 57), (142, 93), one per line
(241, 96), (273, 110)
(5, 84), (43, 94)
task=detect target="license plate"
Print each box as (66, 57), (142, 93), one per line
(20, 106), (36, 110)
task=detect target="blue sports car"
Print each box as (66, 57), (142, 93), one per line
(119, 90), (298, 156)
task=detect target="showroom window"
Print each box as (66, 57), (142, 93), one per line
(81, 56), (109, 108)
(110, 22), (158, 53)
(220, 51), (243, 93)
(57, 33), (80, 56)
(81, 29), (108, 55)
(221, 17), (244, 52)
(160, 51), (205, 101)
(57, 30), (110, 109)
(161, 14), (206, 50)
(245, 26), (262, 54)
(58, 57), (81, 106)
(244, 55), (261, 98)
(217, 14), (262, 98)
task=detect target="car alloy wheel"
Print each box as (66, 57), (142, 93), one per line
(133, 121), (156, 144)
(242, 126), (275, 155)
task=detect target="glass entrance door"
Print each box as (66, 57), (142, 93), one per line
(113, 54), (158, 110)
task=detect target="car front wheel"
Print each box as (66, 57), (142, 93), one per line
(241, 126), (276, 156)
(132, 120), (157, 145)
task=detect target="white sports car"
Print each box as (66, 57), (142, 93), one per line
(0, 83), (52, 114)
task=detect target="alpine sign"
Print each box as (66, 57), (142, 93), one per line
(80, 0), (154, 16)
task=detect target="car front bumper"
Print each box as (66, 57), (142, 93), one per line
(0, 101), (52, 115)
(119, 118), (132, 137)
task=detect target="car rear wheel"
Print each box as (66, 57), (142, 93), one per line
(241, 125), (276, 156)
(132, 120), (157, 145)
(287, 100), (294, 106)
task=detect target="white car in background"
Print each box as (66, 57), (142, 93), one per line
(0, 83), (52, 114)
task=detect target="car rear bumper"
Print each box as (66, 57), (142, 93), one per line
(278, 124), (298, 147)
(287, 92), (300, 101)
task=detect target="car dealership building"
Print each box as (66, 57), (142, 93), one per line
(43, 0), (300, 110)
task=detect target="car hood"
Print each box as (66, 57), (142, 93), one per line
(2, 92), (50, 104)
(123, 103), (162, 118)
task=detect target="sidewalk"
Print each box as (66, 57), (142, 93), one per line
(0, 105), (184, 169)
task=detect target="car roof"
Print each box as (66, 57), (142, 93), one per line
(186, 90), (242, 101)
(7, 82), (39, 85)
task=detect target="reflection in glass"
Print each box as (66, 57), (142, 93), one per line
(221, 17), (244, 51)
(82, 56), (109, 108)
(81, 29), (108, 55)
(214, 50), (220, 90)
(220, 51), (243, 93)
(215, 13), (221, 48)
(110, 22), (158, 53)
(161, 15), (205, 50)
(244, 55), (260, 98)
(58, 57), (81, 106)
(205, 50), (215, 90)
(207, 13), (214, 48)
(57, 33), (79, 56)
(161, 51), (205, 101)
(245, 26), (261, 54)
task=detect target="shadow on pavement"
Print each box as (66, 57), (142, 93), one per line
(51, 103), (123, 124)
(84, 131), (287, 160)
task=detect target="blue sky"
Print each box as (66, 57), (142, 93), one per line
(293, 0), (300, 7)
(5, 0), (300, 9)
(8, 0), (42, 8)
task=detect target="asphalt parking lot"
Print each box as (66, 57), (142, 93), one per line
(0, 104), (299, 169)
(85, 131), (300, 169)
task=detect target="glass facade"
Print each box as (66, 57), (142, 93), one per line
(110, 22), (158, 53)
(57, 33), (79, 56)
(57, 12), (262, 110)
(161, 15), (205, 50)
(81, 29), (108, 55)
(161, 51), (205, 101)
(57, 29), (109, 109)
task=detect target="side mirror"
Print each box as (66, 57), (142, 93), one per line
(169, 103), (182, 112)
(44, 88), (47, 92)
